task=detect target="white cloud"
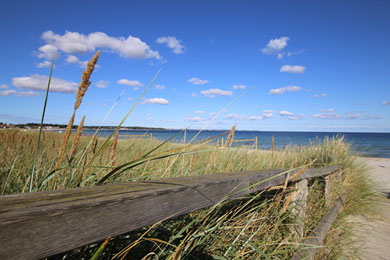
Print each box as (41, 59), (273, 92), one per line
(223, 113), (247, 120)
(183, 116), (202, 122)
(270, 86), (302, 95)
(36, 44), (60, 59)
(277, 53), (283, 59)
(262, 110), (274, 118)
(117, 79), (143, 90)
(37, 60), (52, 68)
(95, 80), (110, 88)
(201, 88), (233, 97)
(280, 65), (306, 74)
(382, 101), (390, 106)
(191, 92), (199, 98)
(312, 112), (375, 120)
(345, 112), (362, 120)
(141, 98), (169, 105)
(279, 111), (294, 116)
(195, 110), (205, 114)
(154, 84), (165, 90)
(0, 84), (8, 89)
(37, 30), (161, 60)
(232, 84), (246, 90)
(12, 74), (77, 93)
(320, 108), (335, 112)
(222, 113), (269, 121)
(156, 36), (185, 54)
(127, 97), (133, 101)
(261, 37), (289, 55)
(188, 77), (209, 85)
(314, 93), (328, 98)
(0, 89), (39, 97)
(248, 116), (264, 120)
(312, 113), (342, 119)
(0, 90), (16, 96)
(279, 110), (306, 120)
(66, 55), (90, 68)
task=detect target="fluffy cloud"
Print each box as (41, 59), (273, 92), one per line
(223, 113), (264, 121)
(12, 74), (77, 93)
(261, 37), (289, 55)
(37, 30), (161, 60)
(262, 110), (274, 118)
(183, 116), (202, 122)
(312, 113), (341, 119)
(201, 88), (233, 97)
(36, 44), (60, 59)
(95, 80), (110, 88)
(382, 101), (390, 106)
(195, 110), (205, 114)
(141, 98), (169, 105)
(0, 89), (39, 97)
(222, 111), (273, 122)
(0, 84), (8, 89)
(320, 108), (335, 112)
(156, 36), (185, 54)
(232, 84), (246, 90)
(117, 79), (143, 90)
(65, 55), (92, 68)
(312, 112), (377, 120)
(269, 86), (302, 95)
(37, 60), (52, 68)
(280, 65), (306, 74)
(345, 112), (362, 120)
(279, 111), (306, 120)
(188, 77), (209, 85)
(313, 93), (327, 98)
(154, 84), (166, 90)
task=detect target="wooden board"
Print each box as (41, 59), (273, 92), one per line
(0, 165), (341, 260)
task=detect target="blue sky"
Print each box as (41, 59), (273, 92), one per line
(0, 0), (389, 132)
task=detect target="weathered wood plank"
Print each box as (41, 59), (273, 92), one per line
(291, 179), (308, 238)
(0, 165), (341, 260)
(291, 193), (347, 260)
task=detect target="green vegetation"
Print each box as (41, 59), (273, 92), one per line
(0, 129), (373, 259)
(0, 51), (374, 259)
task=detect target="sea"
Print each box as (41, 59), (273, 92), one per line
(80, 129), (390, 158)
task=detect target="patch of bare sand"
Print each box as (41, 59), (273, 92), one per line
(347, 157), (390, 260)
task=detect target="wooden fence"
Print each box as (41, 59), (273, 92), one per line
(221, 136), (258, 151)
(0, 165), (343, 260)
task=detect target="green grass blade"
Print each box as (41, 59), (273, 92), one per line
(74, 68), (161, 185)
(28, 58), (54, 192)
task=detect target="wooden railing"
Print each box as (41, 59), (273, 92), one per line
(0, 165), (343, 260)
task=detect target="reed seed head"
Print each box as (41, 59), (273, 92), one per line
(74, 50), (100, 111)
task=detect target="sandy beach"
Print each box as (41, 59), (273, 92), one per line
(347, 157), (390, 259)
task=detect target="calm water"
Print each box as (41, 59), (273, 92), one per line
(81, 129), (390, 158)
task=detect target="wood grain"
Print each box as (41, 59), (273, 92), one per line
(0, 165), (341, 260)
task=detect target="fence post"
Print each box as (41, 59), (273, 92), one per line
(255, 136), (258, 152)
(221, 137), (224, 149)
(324, 174), (332, 207)
(272, 136), (275, 157)
(291, 179), (308, 238)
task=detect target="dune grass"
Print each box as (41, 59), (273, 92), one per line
(0, 52), (374, 259)
(0, 129), (373, 259)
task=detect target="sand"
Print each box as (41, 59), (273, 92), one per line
(347, 157), (390, 260)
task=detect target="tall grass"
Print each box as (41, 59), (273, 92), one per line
(0, 51), (373, 259)
(0, 129), (372, 259)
